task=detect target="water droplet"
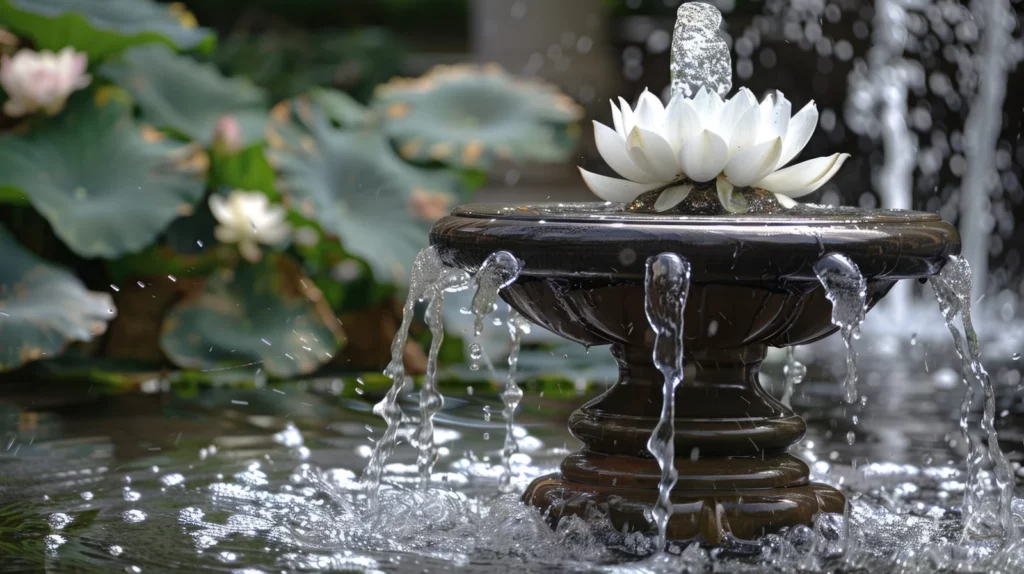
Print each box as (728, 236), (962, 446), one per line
(1013, 353), (1021, 361)
(122, 509), (147, 523)
(846, 431), (856, 445)
(44, 534), (65, 551)
(48, 513), (72, 530)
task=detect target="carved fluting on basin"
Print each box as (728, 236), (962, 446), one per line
(430, 203), (960, 546)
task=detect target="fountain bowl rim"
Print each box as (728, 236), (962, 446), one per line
(430, 202), (960, 283)
(447, 202), (945, 226)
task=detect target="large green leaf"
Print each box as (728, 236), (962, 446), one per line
(210, 143), (277, 197)
(0, 226), (115, 372)
(0, 94), (207, 258)
(267, 102), (463, 285)
(159, 254), (344, 378)
(373, 64), (583, 170)
(100, 44), (268, 146)
(0, 0), (214, 61)
(310, 87), (372, 128)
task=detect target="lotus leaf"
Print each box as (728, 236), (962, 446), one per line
(0, 225), (116, 371)
(310, 87), (372, 128)
(373, 64), (583, 169)
(0, 95), (207, 258)
(0, 0), (213, 60)
(159, 254), (344, 378)
(267, 100), (463, 285)
(100, 44), (268, 146)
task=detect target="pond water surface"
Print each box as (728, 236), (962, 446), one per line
(1, 337), (1023, 573)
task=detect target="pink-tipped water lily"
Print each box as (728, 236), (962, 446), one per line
(210, 191), (291, 263)
(580, 86), (849, 211)
(0, 47), (91, 118)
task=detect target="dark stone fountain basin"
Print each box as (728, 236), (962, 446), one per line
(430, 202), (960, 546)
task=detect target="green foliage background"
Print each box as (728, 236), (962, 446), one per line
(0, 0), (580, 381)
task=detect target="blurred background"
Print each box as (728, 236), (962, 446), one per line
(0, 0), (1021, 386)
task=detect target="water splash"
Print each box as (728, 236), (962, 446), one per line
(931, 255), (1017, 542)
(670, 2), (732, 98)
(814, 253), (867, 404)
(416, 268), (472, 488)
(499, 309), (531, 492)
(643, 253), (692, 551)
(362, 247), (444, 507)
(780, 346), (807, 408)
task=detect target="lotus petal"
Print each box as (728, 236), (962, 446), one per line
(778, 101), (818, 167)
(610, 100), (625, 137)
(757, 153), (850, 198)
(578, 167), (662, 203)
(634, 89), (666, 132)
(758, 91), (790, 141)
(626, 126), (679, 182)
(775, 193), (798, 208)
(724, 136), (782, 187)
(716, 177), (734, 209)
(679, 129), (728, 183)
(692, 87), (723, 122)
(728, 104), (761, 159)
(618, 97), (637, 137)
(654, 183), (693, 212)
(664, 96), (701, 151)
(717, 87), (757, 138)
(594, 121), (659, 183)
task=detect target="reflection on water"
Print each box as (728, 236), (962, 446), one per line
(0, 341), (1022, 572)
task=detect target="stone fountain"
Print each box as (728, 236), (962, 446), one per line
(430, 3), (960, 547)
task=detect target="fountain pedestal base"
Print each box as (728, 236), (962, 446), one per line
(524, 467), (843, 546)
(522, 343), (844, 546)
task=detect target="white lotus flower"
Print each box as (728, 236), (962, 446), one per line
(0, 47), (91, 118)
(210, 191), (291, 263)
(580, 87), (849, 210)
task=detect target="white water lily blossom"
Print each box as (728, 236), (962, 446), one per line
(580, 87), (849, 210)
(210, 191), (291, 263)
(0, 47), (91, 117)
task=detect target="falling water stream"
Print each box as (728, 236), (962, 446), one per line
(931, 256), (1018, 542)
(499, 310), (530, 492)
(781, 346), (807, 409)
(361, 247), (445, 507)
(363, 249), (520, 501)
(643, 253), (692, 551)
(415, 268), (472, 488)
(814, 253), (868, 404)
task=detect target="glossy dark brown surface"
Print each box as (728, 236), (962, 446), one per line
(430, 202), (961, 547)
